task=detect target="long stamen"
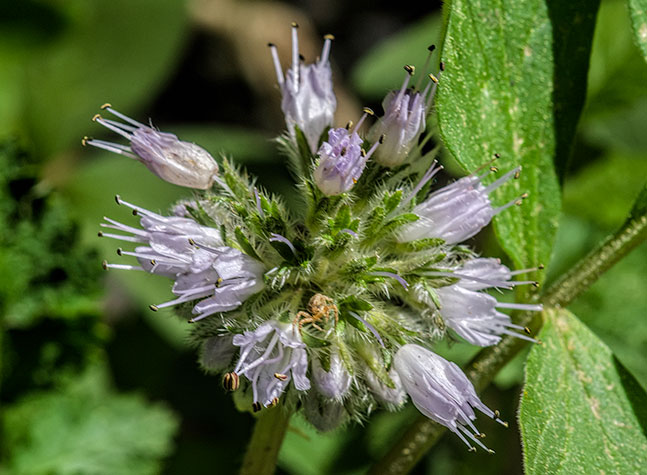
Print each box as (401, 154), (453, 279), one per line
(291, 22), (300, 91)
(102, 261), (144, 271)
(321, 34), (334, 63)
(93, 115), (133, 140)
(84, 139), (137, 158)
(484, 166), (521, 194)
(101, 118), (138, 133)
(237, 333), (281, 375)
(395, 67), (414, 104)
(268, 43), (284, 86)
(400, 162), (443, 210)
(97, 231), (143, 243)
(351, 107), (374, 134)
(415, 44), (435, 90)
(496, 302), (543, 312)
(102, 104), (148, 128)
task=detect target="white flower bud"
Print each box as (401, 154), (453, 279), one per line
(86, 105), (218, 189)
(312, 349), (352, 400)
(269, 24), (336, 153)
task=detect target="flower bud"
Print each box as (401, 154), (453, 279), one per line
(313, 110), (381, 196)
(86, 105), (218, 189)
(269, 24), (336, 153)
(312, 349), (352, 400)
(364, 366), (407, 407)
(398, 167), (522, 244)
(369, 68), (436, 167)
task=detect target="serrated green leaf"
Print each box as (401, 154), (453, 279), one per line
(628, 0), (647, 61)
(437, 0), (600, 277)
(520, 308), (647, 474)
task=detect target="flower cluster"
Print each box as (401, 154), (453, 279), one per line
(87, 25), (542, 452)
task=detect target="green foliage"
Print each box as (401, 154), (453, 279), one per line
(3, 363), (179, 475)
(520, 308), (647, 474)
(0, 142), (101, 327)
(437, 0), (598, 279)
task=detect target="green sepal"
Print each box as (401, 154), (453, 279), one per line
(339, 295), (374, 312)
(394, 238), (446, 252)
(221, 158), (252, 201)
(383, 189), (403, 214)
(294, 126), (314, 177)
(337, 341), (355, 376)
(357, 343), (395, 389)
(234, 227), (261, 261)
(378, 213), (419, 235)
(301, 332), (331, 348)
(319, 349), (331, 372)
(363, 206), (386, 238)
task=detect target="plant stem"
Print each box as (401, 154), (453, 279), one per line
(541, 210), (647, 307)
(369, 207), (647, 475)
(239, 406), (291, 475)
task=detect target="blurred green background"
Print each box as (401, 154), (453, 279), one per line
(0, 0), (645, 474)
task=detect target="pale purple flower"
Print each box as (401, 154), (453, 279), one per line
(100, 196), (222, 277)
(312, 349), (352, 400)
(435, 284), (541, 347)
(393, 344), (505, 452)
(231, 321), (310, 409)
(269, 24), (336, 153)
(369, 67), (438, 167)
(313, 110), (381, 196)
(100, 197), (264, 321)
(398, 167), (523, 245)
(85, 105), (218, 189)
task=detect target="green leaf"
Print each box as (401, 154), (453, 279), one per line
(628, 0), (647, 61)
(0, 142), (101, 328)
(520, 308), (647, 474)
(562, 154), (647, 230)
(351, 13), (443, 99)
(580, 0), (647, 155)
(437, 0), (598, 276)
(2, 364), (179, 475)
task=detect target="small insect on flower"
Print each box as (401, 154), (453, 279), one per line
(294, 293), (339, 332)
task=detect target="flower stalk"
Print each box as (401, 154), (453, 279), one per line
(240, 406), (292, 475)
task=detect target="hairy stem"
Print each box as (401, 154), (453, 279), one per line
(369, 205), (647, 475)
(239, 406), (291, 475)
